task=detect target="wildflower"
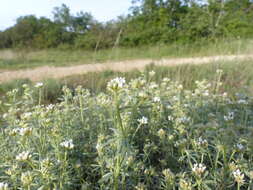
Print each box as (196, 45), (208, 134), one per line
(0, 182), (9, 190)
(216, 69), (223, 74)
(203, 90), (209, 96)
(35, 82), (43, 88)
(168, 115), (173, 121)
(192, 163), (206, 176)
(233, 169), (245, 184)
(149, 82), (158, 89)
(248, 171), (253, 180)
(238, 99), (248, 105)
(168, 134), (175, 141)
(2, 114), (8, 119)
(236, 143), (244, 151)
(41, 158), (52, 168)
(158, 129), (166, 139)
(149, 70), (156, 77)
(224, 112), (234, 121)
(19, 127), (33, 136)
(46, 104), (54, 110)
(196, 137), (208, 147)
(60, 139), (74, 149)
(153, 96), (161, 103)
(229, 162), (238, 171)
(177, 117), (191, 124)
(21, 171), (33, 186)
(138, 92), (148, 99)
(21, 112), (32, 120)
(9, 128), (20, 136)
(107, 77), (126, 91)
(138, 116), (148, 125)
(135, 183), (146, 190)
(22, 84), (28, 88)
(163, 78), (170, 82)
(126, 156), (134, 165)
(16, 151), (31, 161)
(96, 142), (103, 155)
(162, 168), (175, 181)
(179, 179), (192, 190)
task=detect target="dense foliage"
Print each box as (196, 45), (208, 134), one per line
(1, 0), (253, 49)
(1, 71), (253, 189)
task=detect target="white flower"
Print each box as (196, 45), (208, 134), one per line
(19, 128), (33, 136)
(107, 77), (126, 91)
(203, 90), (209, 96)
(236, 143), (244, 150)
(2, 114), (8, 119)
(149, 70), (156, 77)
(35, 82), (43, 88)
(196, 137), (208, 146)
(216, 69), (223, 74)
(21, 171), (33, 186)
(149, 82), (158, 89)
(177, 117), (191, 123)
(138, 116), (148, 125)
(22, 112), (32, 119)
(46, 104), (54, 110)
(16, 151), (31, 161)
(60, 139), (74, 149)
(233, 169), (245, 184)
(0, 182), (9, 190)
(22, 84), (28, 88)
(153, 96), (161, 103)
(168, 116), (173, 121)
(162, 78), (170, 82)
(224, 112), (234, 121)
(238, 99), (248, 105)
(9, 128), (20, 136)
(192, 163), (206, 176)
(157, 129), (166, 138)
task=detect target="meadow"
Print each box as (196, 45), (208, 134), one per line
(0, 38), (252, 70)
(1, 38), (253, 189)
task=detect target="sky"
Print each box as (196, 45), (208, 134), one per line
(0, 0), (133, 30)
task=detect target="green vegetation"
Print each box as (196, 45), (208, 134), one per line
(1, 69), (253, 189)
(1, 0), (253, 50)
(1, 1), (253, 188)
(0, 38), (252, 70)
(1, 60), (253, 104)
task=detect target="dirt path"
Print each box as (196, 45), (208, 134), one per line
(0, 54), (253, 83)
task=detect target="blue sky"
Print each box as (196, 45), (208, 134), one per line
(0, 0), (132, 30)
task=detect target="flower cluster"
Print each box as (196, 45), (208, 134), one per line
(232, 169), (245, 184)
(138, 116), (148, 125)
(60, 139), (74, 149)
(192, 163), (206, 176)
(0, 182), (9, 190)
(107, 77), (126, 91)
(16, 151), (31, 161)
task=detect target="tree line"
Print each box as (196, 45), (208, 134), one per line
(1, 0), (253, 50)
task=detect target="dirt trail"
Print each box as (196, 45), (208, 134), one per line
(0, 54), (253, 83)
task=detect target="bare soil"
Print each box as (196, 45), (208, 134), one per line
(0, 54), (253, 83)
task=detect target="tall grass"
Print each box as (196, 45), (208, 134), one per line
(1, 60), (253, 105)
(0, 38), (252, 70)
